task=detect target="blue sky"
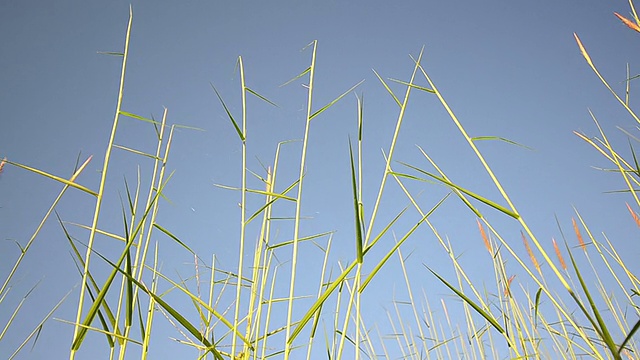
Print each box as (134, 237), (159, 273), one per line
(1, 1), (639, 359)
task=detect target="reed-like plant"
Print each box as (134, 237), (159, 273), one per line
(2, 3), (640, 360)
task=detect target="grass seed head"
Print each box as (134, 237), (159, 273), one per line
(572, 217), (586, 251)
(614, 12), (640, 33)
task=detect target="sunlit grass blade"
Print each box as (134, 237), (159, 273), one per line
(348, 137), (364, 264)
(426, 266), (505, 335)
(398, 161), (519, 219)
(59, 213), (123, 345)
(72, 174), (170, 350)
(372, 69), (401, 107)
(360, 196), (445, 292)
(95, 253), (225, 360)
(618, 318), (640, 355)
(279, 66), (311, 87)
(245, 87), (278, 107)
(4, 159), (97, 196)
(8, 289), (73, 360)
(471, 136), (534, 150)
(213, 183), (297, 201)
(210, 84), (244, 141)
(122, 210), (134, 328)
(144, 265), (253, 350)
(113, 144), (163, 161)
(309, 80), (364, 120)
(388, 77), (435, 93)
(564, 242), (617, 357)
(152, 223), (195, 255)
(118, 111), (163, 126)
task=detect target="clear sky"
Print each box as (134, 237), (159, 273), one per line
(1, 1), (639, 359)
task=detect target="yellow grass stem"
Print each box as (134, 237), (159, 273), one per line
(71, 9), (132, 358)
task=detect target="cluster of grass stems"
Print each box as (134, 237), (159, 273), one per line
(2, 4), (640, 360)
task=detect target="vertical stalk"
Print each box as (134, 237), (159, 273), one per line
(362, 49), (423, 249)
(284, 40), (317, 359)
(231, 55), (248, 359)
(70, 8), (133, 358)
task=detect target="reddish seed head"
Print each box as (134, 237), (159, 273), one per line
(615, 12), (640, 33)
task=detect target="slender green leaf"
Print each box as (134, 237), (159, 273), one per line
(119, 111), (163, 126)
(245, 87), (278, 107)
(348, 138), (364, 264)
(471, 136), (534, 150)
(153, 223), (195, 255)
(96, 253), (224, 360)
(618, 318), (640, 356)
(280, 66), (311, 87)
(372, 69), (401, 107)
(360, 196), (444, 292)
(309, 80), (364, 120)
(210, 84), (244, 141)
(565, 243), (618, 356)
(427, 267), (505, 334)
(388, 78), (435, 93)
(6, 160), (97, 196)
(400, 161), (519, 219)
(97, 51), (124, 56)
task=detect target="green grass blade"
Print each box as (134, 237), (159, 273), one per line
(618, 318), (640, 355)
(58, 212), (123, 345)
(279, 66), (311, 87)
(360, 196), (444, 292)
(400, 161), (519, 219)
(565, 242), (618, 356)
(96, 254), (224, 360)
(72, 174), (170, 350)
(152, 223), (195, 255)
(426, 267), (505, 334)
(388, 77), (435, 93)
(210, 83), (244, 141)
(118, 111), (163, 126)
(372, 69), (401, 107)
(471, 136), (533, 150)
(309, 80), (364, 120)
(5, 160), (97, 196)
(348, 137), (364, 264)
(245, 87), (278, 107)
(288, 261), (358, 345)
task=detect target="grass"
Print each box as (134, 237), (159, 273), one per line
(2, 3), (640, 360)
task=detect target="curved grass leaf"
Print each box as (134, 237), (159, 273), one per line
(210, 84), (244, 141)
(309, 80), (364, 121)
(348, 137), (364, 264)
(565, 243), (618, 357)
(400, 161), (519, 219)
(471, 136), (533, 151)
(95, 253), (224, 360)
(426, 266), (505, 335)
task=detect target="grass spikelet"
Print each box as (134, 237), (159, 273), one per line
(521, 231), (540, 274)
(552, 238), (567, 270)
(477, 219), (492, 254)
(572, 217), (586, 250)
(0, 157), (6, 174)
(626, 202), (640, 228)
(573, 33), (594, 67)
(614, 12), (640, 33)
(504, 275), (515, 297)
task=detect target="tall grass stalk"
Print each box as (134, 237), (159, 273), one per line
(5, 4), (640, 360)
